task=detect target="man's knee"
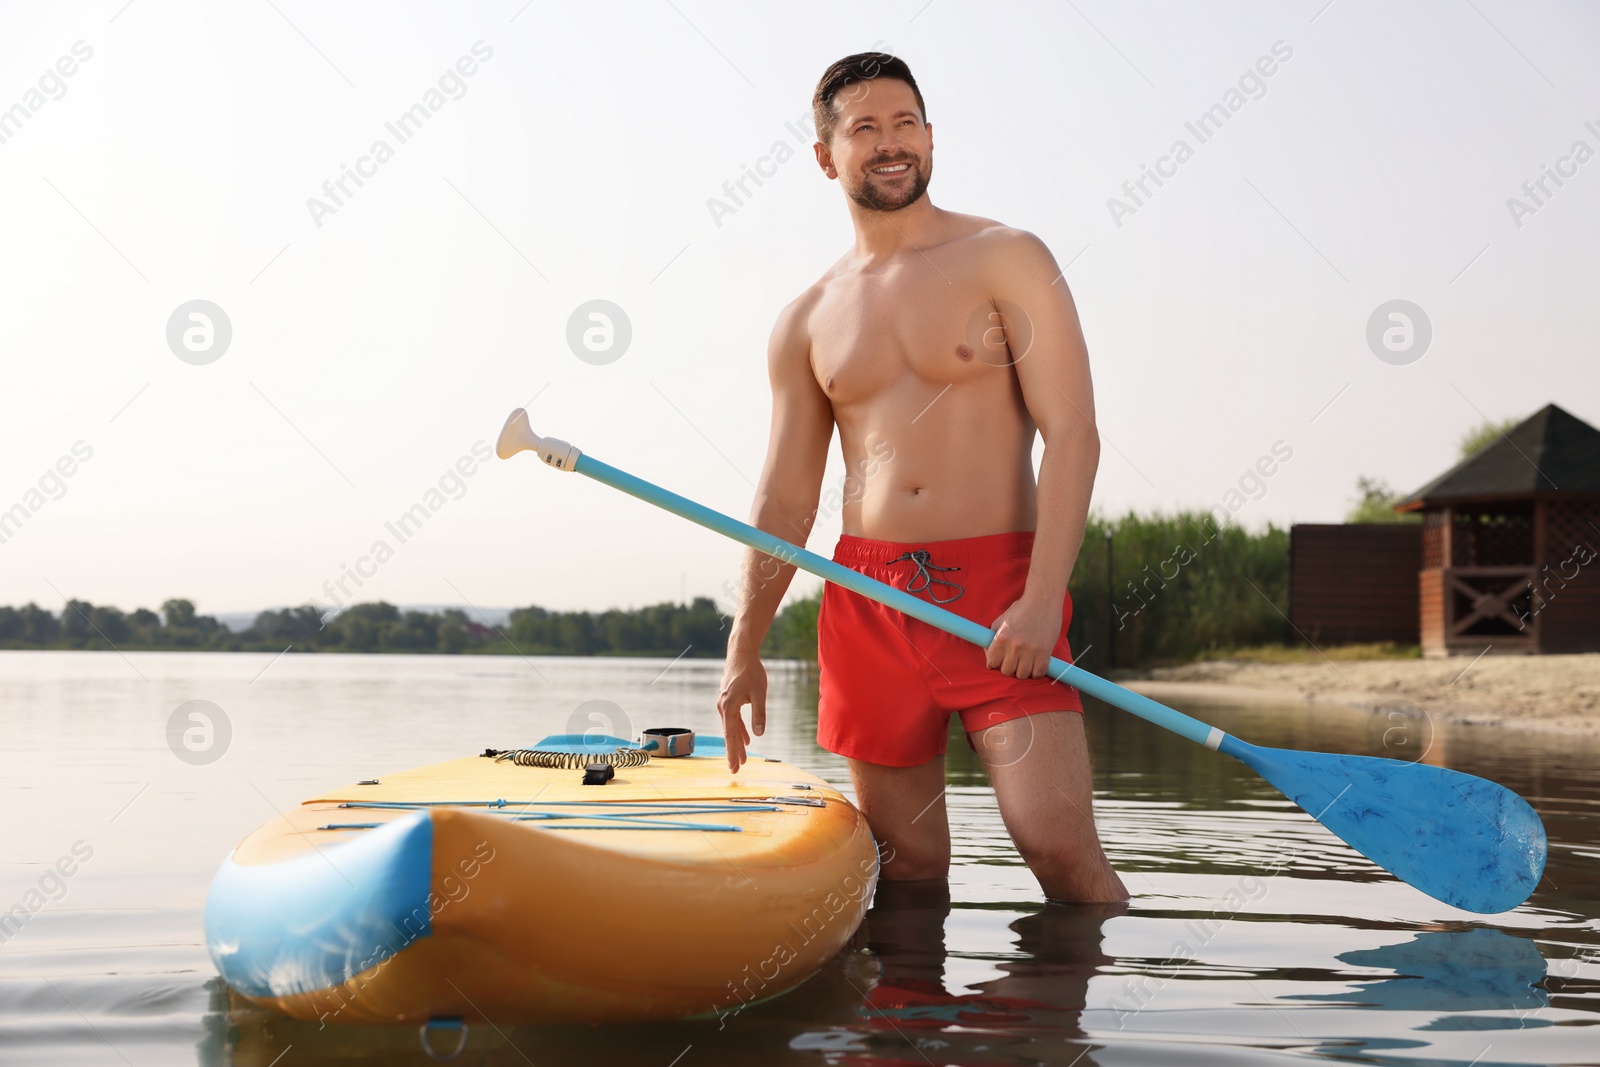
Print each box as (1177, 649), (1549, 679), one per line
(878, 838), (949, 881)
(1006, 815), (1101, 871)
(865, 820), (949, 881)
(1011, 831), (1074, 871)
(1011, 831), (1123, 892)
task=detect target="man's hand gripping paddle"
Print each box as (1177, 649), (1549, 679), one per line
(497, 408), (1547, 914)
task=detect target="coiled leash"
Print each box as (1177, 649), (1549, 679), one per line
(486, 747), (651, 769)
(888, 549), (964, 604)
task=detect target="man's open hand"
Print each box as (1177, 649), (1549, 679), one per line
(987, 594), (1062, 679)
(716, 650), (767, 773)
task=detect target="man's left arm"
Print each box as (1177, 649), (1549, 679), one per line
(985, 231), (1101, 680)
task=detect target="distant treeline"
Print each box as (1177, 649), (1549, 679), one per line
(3, 511), (1289, 666)
(0, 598), (736, 657)
(763, 510), (1292, 669)
(0, 599), (232, 650)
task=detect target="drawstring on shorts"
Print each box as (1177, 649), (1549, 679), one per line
(888, 549), (965, 604)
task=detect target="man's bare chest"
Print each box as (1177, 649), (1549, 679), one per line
(807, 269), (1007, 404)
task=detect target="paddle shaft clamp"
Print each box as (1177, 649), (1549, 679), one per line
(641, 727), (694, 757)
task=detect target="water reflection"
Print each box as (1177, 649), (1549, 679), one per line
(1289, 928), (1549, 1015)
(853, 881), (1118, 1040)
(212, 887), (1122, 1067)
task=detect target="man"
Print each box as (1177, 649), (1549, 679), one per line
(716, 53), (1127, 903)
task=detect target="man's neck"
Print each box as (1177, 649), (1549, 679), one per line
(848, 197), (943, 262)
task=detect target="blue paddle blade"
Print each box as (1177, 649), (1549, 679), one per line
(1224, 740), (1547, 914)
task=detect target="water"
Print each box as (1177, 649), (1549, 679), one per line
(1, 651), (1596, 1066)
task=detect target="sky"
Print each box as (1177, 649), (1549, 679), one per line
(0, 0), (1596, 622)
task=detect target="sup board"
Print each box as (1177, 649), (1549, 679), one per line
(204, 734), (879, 1025)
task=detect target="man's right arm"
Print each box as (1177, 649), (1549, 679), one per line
(717, 295), (832, 772)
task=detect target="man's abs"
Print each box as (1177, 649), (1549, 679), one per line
(836, 392), (1039, 541)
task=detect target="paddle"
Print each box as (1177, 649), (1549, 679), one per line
(496, 408), (1547, 914)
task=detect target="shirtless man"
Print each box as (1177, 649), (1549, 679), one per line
(716, 53), (1127, 903)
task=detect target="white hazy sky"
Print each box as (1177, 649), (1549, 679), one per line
(1, 0), (1596, 621)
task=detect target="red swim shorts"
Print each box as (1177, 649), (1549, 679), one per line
(816, 530), (1084, 768)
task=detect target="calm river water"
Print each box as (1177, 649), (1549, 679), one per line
(1, 651), (1596, 1066)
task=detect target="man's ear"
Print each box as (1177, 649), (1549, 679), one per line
(814, 141), (838, 180)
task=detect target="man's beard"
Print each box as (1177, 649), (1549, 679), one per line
(846, 155), (932, 212)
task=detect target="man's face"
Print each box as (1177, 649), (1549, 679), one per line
(819, 78), (932, 213)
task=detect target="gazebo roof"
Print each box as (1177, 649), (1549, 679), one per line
(1397, 404), (1600, 510)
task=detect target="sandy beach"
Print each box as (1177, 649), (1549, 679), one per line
(1124, 652), (1600, 738)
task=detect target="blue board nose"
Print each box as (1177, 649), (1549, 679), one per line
(205, 809), (435, 999)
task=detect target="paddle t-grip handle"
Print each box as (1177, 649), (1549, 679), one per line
(497, 408), (581, 471)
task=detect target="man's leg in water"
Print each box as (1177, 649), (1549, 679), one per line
(847, 755), (950, 881)
(970, 711), (1128, 902)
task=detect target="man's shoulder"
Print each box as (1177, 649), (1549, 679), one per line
(948, 214), (1050, 258)
(944, 216), (1060, 287)
(778, 276), (828, 327)
(768, 281), (824, 359)
(912, 214), (1054, 282)
(776, 259), (845, 336)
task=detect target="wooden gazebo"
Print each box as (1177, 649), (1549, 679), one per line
(1396, 404), (1600, 656)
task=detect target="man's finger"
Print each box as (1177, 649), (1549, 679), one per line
(751, 691), (767, 737)
(986, 622), (1008, 669)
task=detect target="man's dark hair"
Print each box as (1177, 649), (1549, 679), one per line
(812, 52), (926, 145)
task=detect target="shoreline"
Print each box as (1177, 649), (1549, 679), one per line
(1120, 652), (1600, 738)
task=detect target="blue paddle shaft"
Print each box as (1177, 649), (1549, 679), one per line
(576, 455), (1226, 753)
(533, 444), (1545, 913)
